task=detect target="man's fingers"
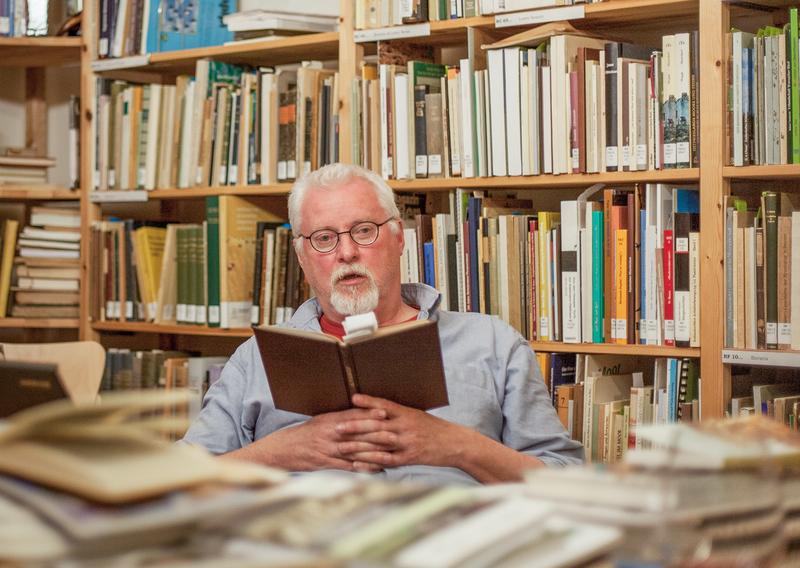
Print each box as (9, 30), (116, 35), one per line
(353, 461), (384, 473)
(337, 441), (386, 455)
(347, 451), (397, 467)
(335, 418), (388, 435)
(351, 394), (401, 414)
(331, 407), (387, 421)
(342, 431), (398, 447)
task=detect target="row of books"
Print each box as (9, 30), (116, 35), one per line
(401, 185), (700, 346)
(91, 61), (338, 192)
(353, 32), (698, 181)
(731, 381), (800, 429)
(535, 352), (699, 463)
(88, 196), (307, 329)
(97, 0), (233, 59)
(724, 191), (800, 351)
(101, 349), (229, 430)
(0, 204), (81, 318)
(354, 0), (604, 29)
(727, 10), (800, 167)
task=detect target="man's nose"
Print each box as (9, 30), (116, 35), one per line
(335, 232), (360, 261)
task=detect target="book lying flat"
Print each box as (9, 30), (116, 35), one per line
(0, 390), (285, 503)
(253, 319), (449, 416)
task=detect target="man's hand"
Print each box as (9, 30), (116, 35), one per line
(224, 407), (397, 473)
(338, 394), (545, 483)
(336, 394), (470, 469)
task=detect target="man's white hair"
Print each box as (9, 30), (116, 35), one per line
(288, 164), (401, 244)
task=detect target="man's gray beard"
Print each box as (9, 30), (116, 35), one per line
(329, 264), (380, 316)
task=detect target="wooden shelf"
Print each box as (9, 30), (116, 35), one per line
(92, 33), (339, 78)
(722, 349), (800, 368)
(531, 341), (700, 358)
(374, 0), (698, 46)
(390, 169), (699, 191)
(0, 36), (83, 67)
(0, 318), (79, 329)
(92, 321), (252, 337)
(99, 170), (700, 200)
(146, 184), (293, 200)
(723, 164), (800, 180)
(0, 185), (80, 200)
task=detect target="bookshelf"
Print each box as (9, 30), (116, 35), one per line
(0, 27), (85, 342)
(61, 0), (800, 423)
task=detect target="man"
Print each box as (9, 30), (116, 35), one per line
(183, 164), (583, 484)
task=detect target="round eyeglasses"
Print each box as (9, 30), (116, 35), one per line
(299, 218), (396, 253)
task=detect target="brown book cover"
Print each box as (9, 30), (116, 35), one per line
(254, 319), (449, 416)
(556, 384), (575, 432)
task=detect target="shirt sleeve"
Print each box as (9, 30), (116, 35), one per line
(499, 327), (585, 467)
(181, 345), (253, 455)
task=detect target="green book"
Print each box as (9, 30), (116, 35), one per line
(206, 197), (221, 327)
(194, 225), (206, 325)
(592, 209), (604, 343)
(176, 226), (189, 325)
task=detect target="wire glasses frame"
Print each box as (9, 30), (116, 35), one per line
(299, 217), (397, 253)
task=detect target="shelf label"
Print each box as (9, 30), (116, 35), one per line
(354, 23), (431, 43)
(495, 5), (585, 28)
(90, 190), (149, 203)
(722, 349), (800, 368)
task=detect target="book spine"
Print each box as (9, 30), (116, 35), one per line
(414, 84), (428, 178)
(614, 228), (628, 344)
(206, 197), (221, 327)
(604, 43), (620, 172)
(592, 210), (604, 343)
(662, 229), (675, 346)
(763, 191), (779, 347)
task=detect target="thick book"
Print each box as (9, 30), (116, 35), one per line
(253, 319), (449, 416)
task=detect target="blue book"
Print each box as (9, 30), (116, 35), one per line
(549, 354), (576, 406)
(667, 358), (679, 422)
(423, 241), (435, 288)
(149, 0), (234, 54)
(591, 210), (604, 343)
(467, 196), (482, 312)
(673, 188), (699, 214)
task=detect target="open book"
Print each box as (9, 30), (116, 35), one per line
(0, 390), (284, 504)
(253, 319), (449, 416)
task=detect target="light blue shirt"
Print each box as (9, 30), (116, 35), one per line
(183, 283), (584, 485)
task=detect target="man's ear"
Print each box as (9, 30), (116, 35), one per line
(294, 239), (306, 269)
(394, 221), (405, 255)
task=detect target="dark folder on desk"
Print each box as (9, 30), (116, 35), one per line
(253, 319), (449, 416)
(0, 361), (69, 418)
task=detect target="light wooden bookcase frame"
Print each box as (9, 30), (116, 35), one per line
(0, 0), (790, 418)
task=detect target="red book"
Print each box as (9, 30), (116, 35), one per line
(662, 229), (675, 346)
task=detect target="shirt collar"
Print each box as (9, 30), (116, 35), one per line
(287, 282), (442, 330)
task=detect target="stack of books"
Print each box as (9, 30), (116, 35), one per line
(10, 203), (81, 318)
(0, 156), (54, 186)
(223, 0), (339, 39)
